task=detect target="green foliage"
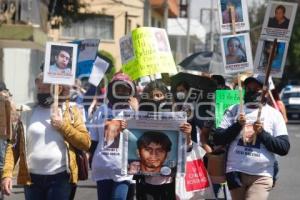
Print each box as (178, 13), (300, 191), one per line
(98, 50), (116, 82)
(48, 0), (87, 26)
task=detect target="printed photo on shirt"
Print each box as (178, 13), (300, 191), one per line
(103, 120), (122, 149)
(261, 1), (297, 39)
(43, 42), (78, 85)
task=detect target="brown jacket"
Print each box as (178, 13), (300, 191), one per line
(2, 104), (91, 185)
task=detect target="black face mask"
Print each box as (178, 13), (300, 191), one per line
(244, 90), (262, 104)
(37, 93), (53, 107)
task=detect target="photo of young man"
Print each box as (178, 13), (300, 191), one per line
(136, 131), (172, 174)
(49, 45), (73, 75)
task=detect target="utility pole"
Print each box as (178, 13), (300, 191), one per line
(186, 0), (191, 57)
(210, 0), (214, 51)
(144, 0), (151, 26)
(163, 0), (168, 31)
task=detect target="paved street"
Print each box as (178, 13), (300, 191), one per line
(4, 123), (300, 200)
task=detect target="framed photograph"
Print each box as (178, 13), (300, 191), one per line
(220, 33), (253, 74)
(254, 37), (288, 78)
(43, 42), (78, 85)
(261, 1), (297, 39)
(217, 0), (250, 34)
(121, 111), (187, 176)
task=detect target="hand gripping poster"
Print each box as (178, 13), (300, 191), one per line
(121, 111), (187, 176)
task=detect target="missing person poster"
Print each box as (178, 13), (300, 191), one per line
(121, 111), (187, 176)
(120, 27), (177, 80)
(254, 37), (289, 78)
(43, 42), (78, 85)
(217, 0), (250, 34)
(261, 1), (297, 39)
(220, 33), (253, 74)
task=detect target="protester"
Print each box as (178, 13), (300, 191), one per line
(225, 37), (247, 65)
(49, 47), (72, 75)
(1, 73), (91, 200)
(135, 80), (193, 199)
(139, 80), (172, 112)
(268, 5), (290, 29)
(213, 75), (290, 200)
(89, 72), (138, 200)
(0, 82), (18, 174)
(199, 75), (231, 199)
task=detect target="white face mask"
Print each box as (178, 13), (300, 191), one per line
(176, 92), (186, 100)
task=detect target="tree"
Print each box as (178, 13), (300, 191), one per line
(48, 0), (87, 26)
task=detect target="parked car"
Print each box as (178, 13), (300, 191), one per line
(281, 86), (300, 120)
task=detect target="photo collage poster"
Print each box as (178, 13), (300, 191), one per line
(217, 0), (253, 75)
(121, 111), (187, 177)
(43, 42), (78, 85)
(254, 1), (297, 78)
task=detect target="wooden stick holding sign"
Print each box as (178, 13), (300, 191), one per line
(53, 84), (59, 114)
(230, 5), (247, 145)
(252, 39), (278, 145)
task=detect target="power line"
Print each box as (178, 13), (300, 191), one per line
(109, 0), (144, 9)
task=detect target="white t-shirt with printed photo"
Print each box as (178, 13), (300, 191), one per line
(90, 104), (132, 182)
(219, 104), (288, 177)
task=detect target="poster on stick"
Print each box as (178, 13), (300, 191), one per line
(43, 42), (78, 85)
(261, 1), (297, 39)
(121, 111), (187, 176)
(120, 27), (177, 80)
(220, 33), (253, 74)
(254, 37), (289, 78)
(217, 0), (250, 34)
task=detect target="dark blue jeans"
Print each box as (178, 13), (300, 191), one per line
(96, 179), (130, 200)
(24, 171), (71, 200)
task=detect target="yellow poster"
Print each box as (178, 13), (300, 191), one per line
(120, 27), (177, 80)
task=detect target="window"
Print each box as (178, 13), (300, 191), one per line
(62, 15), (114, 40)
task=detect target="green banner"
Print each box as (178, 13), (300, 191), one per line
(120, 27), (177, 80)
(215, 90), (244, 128)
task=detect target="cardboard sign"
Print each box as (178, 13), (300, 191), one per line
(215, 90), (243, 127)
(73, 39), (100, 78)
(88, 57), (109, 87)
(120, 27), (177, 80)
(43, 42), (78, 85)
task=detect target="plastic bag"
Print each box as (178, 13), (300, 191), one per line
(176, 143), (215, 200)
